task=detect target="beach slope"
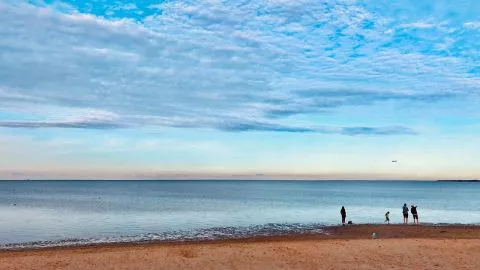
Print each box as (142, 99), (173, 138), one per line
(1, 225), (479, 270)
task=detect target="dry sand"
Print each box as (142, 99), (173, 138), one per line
(1, 225), (479, 270)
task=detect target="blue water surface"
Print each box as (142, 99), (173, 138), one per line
(0, 180), (478, 247)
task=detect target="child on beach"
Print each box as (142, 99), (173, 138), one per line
(385, 211), (390, 224)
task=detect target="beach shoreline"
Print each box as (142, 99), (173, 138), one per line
(1, 225), (479, 269)
(1, 224), (479, 251)
(1, 224), (479, 252)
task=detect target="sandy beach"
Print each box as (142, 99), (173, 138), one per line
(1, 225), (479, 270)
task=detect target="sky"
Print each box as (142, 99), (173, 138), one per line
(0, 0), (479, 180)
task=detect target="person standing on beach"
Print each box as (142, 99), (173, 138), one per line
(411, 205), (419, 224)
(385, 211), (390, 224)
(340, 206), (346, 225)
(402, 203), (409, 224)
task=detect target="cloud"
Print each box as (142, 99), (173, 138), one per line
(0, 120), (124, 129)
(211, 121), (316, 133)
(148, 4), (162, 10)
(399, 22), (437, 29)
(0, 107), (124, 129)
(116, 3), (137, 11)
(0, 108), (125, 129)
(0, 1), (478, 135)
(464, 21), (480, 30)
(0, 118), (415, 135)
(341, 126), (416, 136)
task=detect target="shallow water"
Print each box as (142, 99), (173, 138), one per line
(0, 180), (479, 248)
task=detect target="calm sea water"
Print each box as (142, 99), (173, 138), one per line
(0, 180), (479, 248)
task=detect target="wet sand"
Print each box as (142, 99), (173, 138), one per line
(1, 225), (479, 270)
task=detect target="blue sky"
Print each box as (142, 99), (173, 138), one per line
(0, 0), (479, 179)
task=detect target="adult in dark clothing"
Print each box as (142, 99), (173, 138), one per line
(402, 203), (409, 224)
(340, 206), (346, 225)
(411, 205), (419, 224)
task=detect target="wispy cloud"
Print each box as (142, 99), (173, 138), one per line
(399, 22), (438, 29)
(464, 21), (480, 30)
(341, 126), (416, 136)
(0, 120), (124, 129)
(0, 118), (415, 135)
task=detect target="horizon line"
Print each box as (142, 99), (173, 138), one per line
(1, 178), (477, 181)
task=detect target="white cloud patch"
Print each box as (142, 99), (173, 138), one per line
(399, 21), (437, 29)
(464, 21), (480, 30)
(0, 109), (124, 129)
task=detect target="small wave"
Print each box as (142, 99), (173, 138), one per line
(0, 223), (329, 250)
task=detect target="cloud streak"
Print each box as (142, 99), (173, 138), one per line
(341, 126), (416, 136)
(0, 118), (415, 136)
(0, 120), (124, 129)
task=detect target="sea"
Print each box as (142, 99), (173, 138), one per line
(0, 180), (479, 249)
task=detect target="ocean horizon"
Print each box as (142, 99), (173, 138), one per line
(1, 180), (479, 249)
